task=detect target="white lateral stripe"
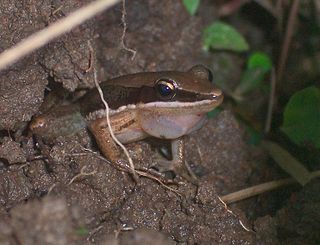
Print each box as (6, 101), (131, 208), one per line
(86, 100), (213, 120)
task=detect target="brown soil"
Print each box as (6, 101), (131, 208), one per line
(0, 1), (318, 244)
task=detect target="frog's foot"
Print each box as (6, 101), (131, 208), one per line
(152, 159), (198, 184)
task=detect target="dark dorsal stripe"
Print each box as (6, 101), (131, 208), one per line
(78, 84), (213, 116)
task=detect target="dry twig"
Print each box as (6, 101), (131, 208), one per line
(74, 146), (181, 195)
(120, 0), (137, 59)
(68, 165), (97, 185)
(88, 40), (138, 181)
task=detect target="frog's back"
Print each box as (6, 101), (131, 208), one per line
(78, 72), (168, 116)
(78, 81), (141, 116)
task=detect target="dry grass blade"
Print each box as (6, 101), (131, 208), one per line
(221, 178), (295, 204)
(0, 0), (120, 70)
(221, 170), (320, 204)
(262, 140), (312, 185)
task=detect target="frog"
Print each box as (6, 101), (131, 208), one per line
(29, 65), (223, 180)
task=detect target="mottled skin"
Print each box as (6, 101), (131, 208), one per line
(30, 65), (223, 179)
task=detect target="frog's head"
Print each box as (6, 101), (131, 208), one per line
(135, 64), (223, 115)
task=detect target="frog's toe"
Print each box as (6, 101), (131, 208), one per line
(152, 159), (198, 184)
(152, 159), (176, 172)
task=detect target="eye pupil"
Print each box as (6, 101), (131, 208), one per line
(158, 84), (171, 96)
(155, 79), (176, 99)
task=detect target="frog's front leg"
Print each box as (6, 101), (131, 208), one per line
(88, 117), (122, 166)
(169, 138), (185, 171)
(155, 137), (198, 183)
(88, 111), (147, 173)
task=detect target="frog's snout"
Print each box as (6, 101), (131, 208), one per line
(213, 88), (223, 97)
(210, 88), (223, 105)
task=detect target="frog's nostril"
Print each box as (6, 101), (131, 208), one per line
(211, 88), (222, 98)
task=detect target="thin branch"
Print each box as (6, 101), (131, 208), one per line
(218, 196), (253, 232)
(0, 0), (120, 70)
(68, 165), (97, 185)
(72, 146), (180, 193)
(275, 0), (283, 33)
(276, 0), (300, 84)
(264, 67), (276, 133)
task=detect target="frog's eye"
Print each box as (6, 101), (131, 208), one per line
(155, 79), (176, 100)
(189, 64), (213, 82)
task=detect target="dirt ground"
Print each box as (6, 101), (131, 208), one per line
(0, 1), (319, 244)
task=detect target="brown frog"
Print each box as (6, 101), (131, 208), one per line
(30, 65), (223, 179)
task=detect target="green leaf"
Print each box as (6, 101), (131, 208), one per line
(233, 52), (272, 98)
(281, 86), (320, 148)
(262, 140), (312, 186)
(247, 52), (272, 71)
(182, 0), (200, 15)
(202, 21), (249, 52)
